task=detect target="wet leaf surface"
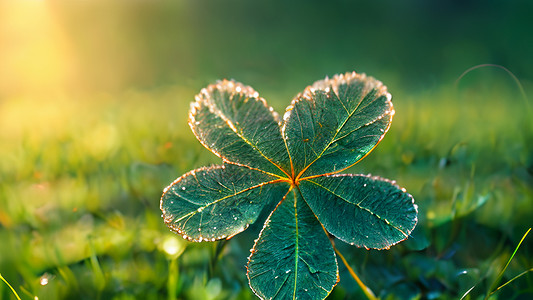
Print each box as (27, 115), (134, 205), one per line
(161, 72), (418, 299)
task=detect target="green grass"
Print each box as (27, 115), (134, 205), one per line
(0, 76), (532, 299)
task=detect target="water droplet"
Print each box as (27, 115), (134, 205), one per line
(285, 269), (290, 274)
(213, 226), (217, 230)
(234, 217), (237, 220)
(363, 183), (367, 187)
(40, 275), (49, 286)
(181, 187), (186, 191)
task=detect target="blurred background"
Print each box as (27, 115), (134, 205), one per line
(0, 0), (532, 299)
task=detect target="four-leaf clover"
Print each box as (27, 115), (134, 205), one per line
(160, 72), (418, 299)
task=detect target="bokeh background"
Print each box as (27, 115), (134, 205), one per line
(1, 0), (532, 299)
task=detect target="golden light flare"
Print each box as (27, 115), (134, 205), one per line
(0, 1), (75, 95)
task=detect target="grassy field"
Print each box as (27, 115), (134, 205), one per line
(1, 75), (531, 300)
(1, 1), (532, 299)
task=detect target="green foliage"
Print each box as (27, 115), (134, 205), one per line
(0, 75), (531, 299)
(160, 72), (418, 299)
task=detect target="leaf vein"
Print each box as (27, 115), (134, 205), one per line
(305, 179), (409, 238)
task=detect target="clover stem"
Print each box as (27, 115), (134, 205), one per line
(334, 247), (378, 300)
(167, 257), (179, 300)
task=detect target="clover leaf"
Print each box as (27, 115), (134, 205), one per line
(160, 72), (418, 299)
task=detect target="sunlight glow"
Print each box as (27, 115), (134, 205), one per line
(0, 1), (74, 95)
(161, 236), (185, 258)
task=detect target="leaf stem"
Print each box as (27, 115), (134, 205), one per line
(334, 247), (378, 300)
(168, 257), (179, 300)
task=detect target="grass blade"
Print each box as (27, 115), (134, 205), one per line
(0, 273), (22, 300)
(490, 268), (533, 297)
(485, 228), (531, 300)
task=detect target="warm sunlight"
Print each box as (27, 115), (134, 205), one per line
(0, 1), (74, 96)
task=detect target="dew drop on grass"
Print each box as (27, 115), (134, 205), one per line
(40, 275), (49, 286)
(181, 187), (186, 190)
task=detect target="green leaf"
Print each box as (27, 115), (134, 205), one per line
(247, 189), (338, 300)
(190, 80), (291, 177)
(299, 175), (418, 249)
(282, 72), (393, 178)
(161, 71), (418, 300)
(160, 164), (290, 242)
